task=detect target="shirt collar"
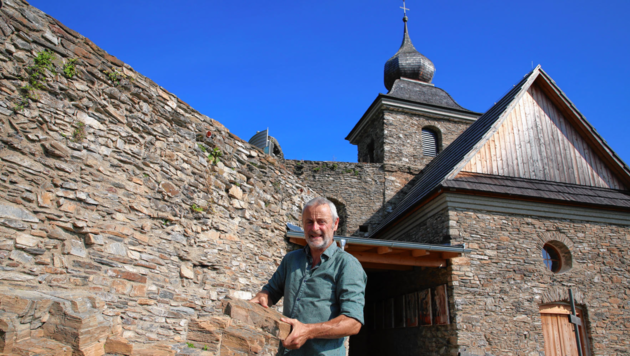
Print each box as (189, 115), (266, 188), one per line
(304, 240), (339, 262)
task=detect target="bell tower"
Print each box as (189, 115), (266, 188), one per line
(346, 11), (480, 170)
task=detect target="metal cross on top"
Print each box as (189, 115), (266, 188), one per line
(400, 0), (410, 16)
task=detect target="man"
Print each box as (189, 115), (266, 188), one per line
(250, 197), (367, 355)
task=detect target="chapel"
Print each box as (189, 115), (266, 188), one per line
(286, 11), (630, 356)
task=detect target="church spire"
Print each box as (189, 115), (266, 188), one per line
(384, 2), (435, 91)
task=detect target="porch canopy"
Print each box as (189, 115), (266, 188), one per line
(286, 225), (471, 271)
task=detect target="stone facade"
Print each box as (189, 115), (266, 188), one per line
(382, 110), (472, 166)
(0, 1), (315, 354)
(355, 108), (472, 167)
(447, 208), (630, 356)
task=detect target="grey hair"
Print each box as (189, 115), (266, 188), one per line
(303, 197), (338, 222)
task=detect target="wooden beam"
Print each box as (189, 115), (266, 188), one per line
(377, 246), (393, 254)
(441, 252), (460, 259)
(349, 251), (446, 268)
(289, 238), (306, 246)
(411, 249), (429, 257)
(360, 262), (413, 271)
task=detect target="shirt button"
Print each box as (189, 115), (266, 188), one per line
(297, 298), (300, 301)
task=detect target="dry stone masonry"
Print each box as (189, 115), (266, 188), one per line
(0, 0), (310, 354)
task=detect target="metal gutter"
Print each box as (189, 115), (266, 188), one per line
(286, 230), (472, 254)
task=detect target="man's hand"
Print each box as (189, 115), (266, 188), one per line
(249, 291), (270, 308)
(281, 317), (311, 350)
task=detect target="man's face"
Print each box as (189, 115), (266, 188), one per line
(303, 203), (339, 251)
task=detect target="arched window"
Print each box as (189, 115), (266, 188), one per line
(422, 128), (439, 157)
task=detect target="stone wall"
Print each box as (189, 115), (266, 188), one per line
(285, 160), (423, 236)
(285, 160), (384, 236)
(383, 110), (471, 167)
(0, 1), (316, 354)
(448, 208), (630, 356)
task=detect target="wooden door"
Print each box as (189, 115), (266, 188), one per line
(540, 304), (590, 356)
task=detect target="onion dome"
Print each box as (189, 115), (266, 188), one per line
(384, 16), (435, 91)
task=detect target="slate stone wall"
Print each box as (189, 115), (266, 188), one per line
(449, 208), (630, 356)
(285, 160), (384, 236)
(0, 1), (316, 354)
(383, 110), (472, 166)
(285, 160), (424, 236)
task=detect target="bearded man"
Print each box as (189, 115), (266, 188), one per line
(250, 197), (367, 355)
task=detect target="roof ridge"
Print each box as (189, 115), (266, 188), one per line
(370, 68), (539, 238)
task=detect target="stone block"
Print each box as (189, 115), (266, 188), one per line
(104, 336), (133, 355)
(220, 326), (265, 354)
(222, 298), (291, 340)
(186, 317), (230, 352)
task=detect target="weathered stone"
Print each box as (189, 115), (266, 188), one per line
(222, 299), (291, 340)
(104, 336), (133, 355)
(62, 239), (87, 257)
(0, 202), (39, 222)
(15, 233), (39, 247)
(9, 250), (33, 264)
(160, 181), (180, 197)
(0, 219), (28, 231)
(228, 185), (243, 200)
(180, 264), (194, 279)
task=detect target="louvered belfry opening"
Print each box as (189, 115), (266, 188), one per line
(422, 128), (438, 157)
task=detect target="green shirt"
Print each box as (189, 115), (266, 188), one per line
(262, 242), (367, 356)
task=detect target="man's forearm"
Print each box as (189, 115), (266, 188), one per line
(305, 314), (361, 339)
(281, 314), (361, 349)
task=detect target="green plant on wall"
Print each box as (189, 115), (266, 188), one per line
(197, 143), (207, 152)
(104, 69), (127, 86)
(72, 122), (86, 142)
(62, 58), (78, 78)
(14, 50), (57, 111)
(190, 204), (204, 213)
(208, 147), (222, 165)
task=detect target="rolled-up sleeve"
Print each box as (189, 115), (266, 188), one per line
(261, 257), (286, 305)
(336, 257), (367, 325)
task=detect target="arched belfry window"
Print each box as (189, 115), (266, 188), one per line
(422, 128), (439, 157)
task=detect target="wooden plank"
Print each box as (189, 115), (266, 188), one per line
(510, 109), (526, 178)
(289, 238), (306, 246)
(540, 87), (569, 184)
(377, 246), (393, 254)
(526, 94), (545, 180)
(540, 305), (571, 314)
(349, 251), (446, 267)
(541, 315), (555, 356)
(411, 249), (429, 257)
(504, 108), (517, 176)
(489, 135), (498, 175)
(491, 134), (500, 175)
(516, 100), (534, 179)
(360, 262), (413, 271)
(344, 245), (375, 252)
(529, 90), (551, 181)
(534, 85), (558, 182)
(441, 252), (460, 259)
(496, 123), (505, 176)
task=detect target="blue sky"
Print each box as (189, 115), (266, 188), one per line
(29, 0), (630, 165)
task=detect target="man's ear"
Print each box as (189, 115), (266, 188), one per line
(333, 217), (339, 232)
